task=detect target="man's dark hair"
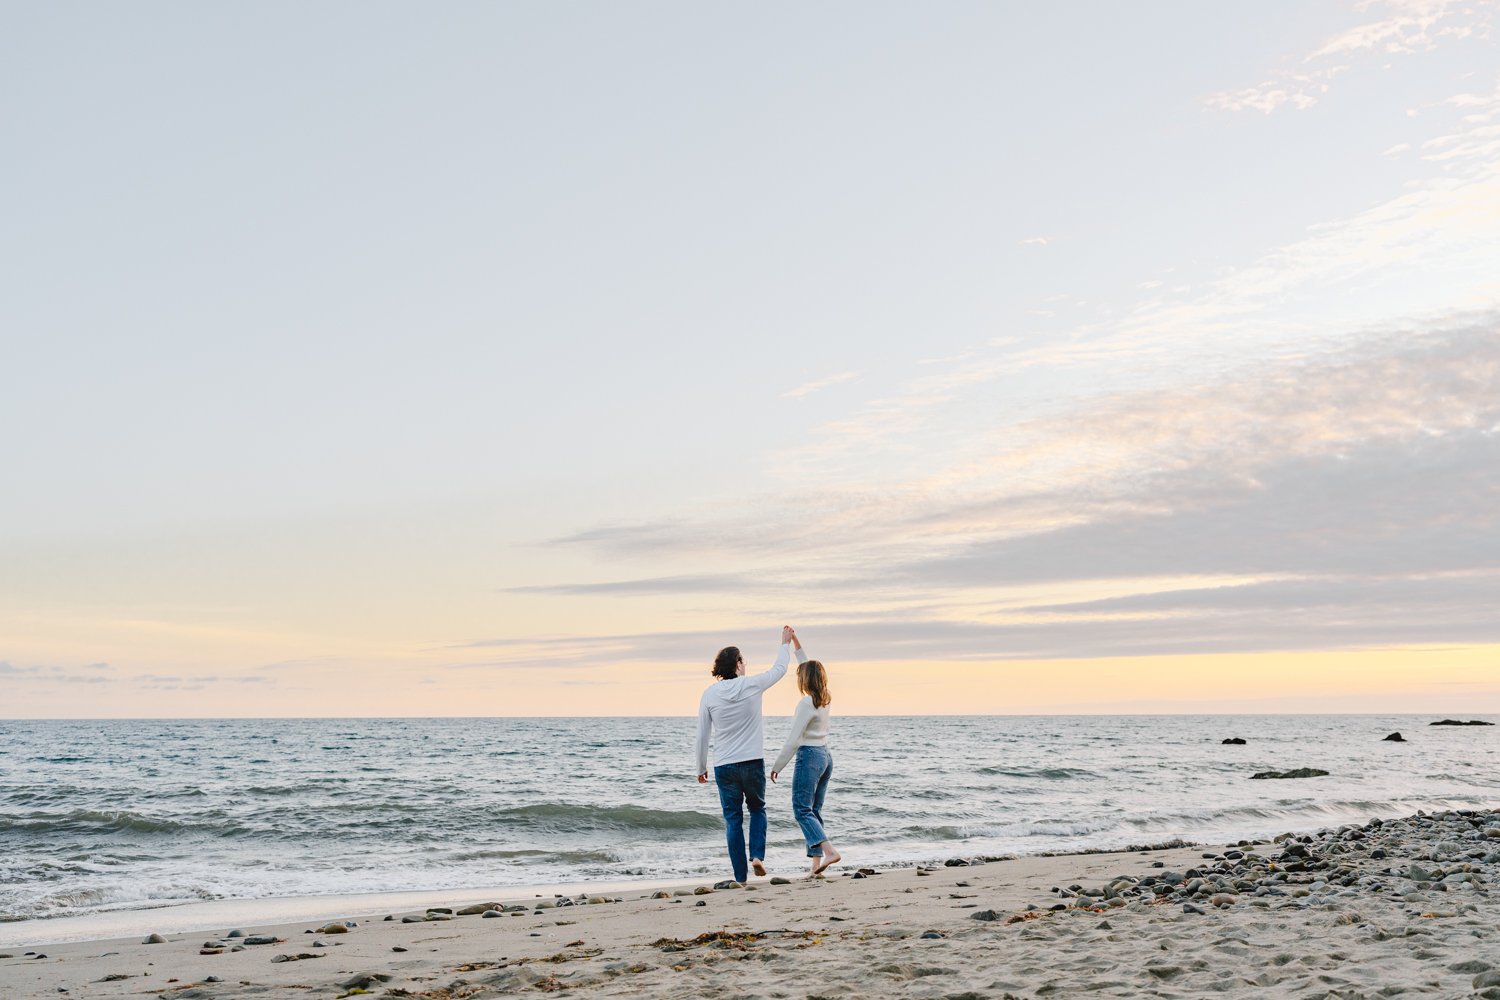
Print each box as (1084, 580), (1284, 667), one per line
(711, 646), (742, 681)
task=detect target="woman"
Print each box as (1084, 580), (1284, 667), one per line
(770, 629), (841, 876)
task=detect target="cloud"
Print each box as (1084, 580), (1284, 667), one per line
(505, 573), (753, 596)
(531, 317), (1500, 659)
(1204, 71), (1341, 115)
(1309, 0), (1483, 59)
(0, 660), (117, 682)
(781, 371), (859, 399)
(1205, 0), (1491, 115)
(1019, 237), (1050, 246)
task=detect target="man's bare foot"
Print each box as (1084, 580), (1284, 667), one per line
(750, 859), (767, 878)
(811, 850), (842, 876)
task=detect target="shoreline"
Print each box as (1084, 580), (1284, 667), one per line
(7, 802), (1500, 950)
(3, 807), (1499, 999)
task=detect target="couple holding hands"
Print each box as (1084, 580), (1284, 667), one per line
(694, 626), (841, 882)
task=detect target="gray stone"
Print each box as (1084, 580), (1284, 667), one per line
(142, 933), (166, 945)
(340, 972), (394, 990)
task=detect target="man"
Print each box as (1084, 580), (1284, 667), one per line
(696, 625), (807, 882)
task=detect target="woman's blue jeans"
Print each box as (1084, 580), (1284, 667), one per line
(791, 745), (833, 857)
(714, 759), (766, 883)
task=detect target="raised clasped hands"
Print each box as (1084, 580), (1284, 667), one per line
(782, 625), (794, 643)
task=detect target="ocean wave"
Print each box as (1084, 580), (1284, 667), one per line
(495, 803), (721, 834)
(446, 848), (619, 864)
(0, 810), (194, 836)
(977, 766), (1100, 780)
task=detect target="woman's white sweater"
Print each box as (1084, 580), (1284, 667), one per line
(771, 692), (829, 774)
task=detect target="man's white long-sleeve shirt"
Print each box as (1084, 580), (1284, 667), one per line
(695, 643), (807, 774)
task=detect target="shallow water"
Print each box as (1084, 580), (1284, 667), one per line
(2, 715), (1496, 925)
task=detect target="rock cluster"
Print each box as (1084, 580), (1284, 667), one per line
(1038, 808), (1499, 918)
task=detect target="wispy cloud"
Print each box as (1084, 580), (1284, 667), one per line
(781, 371), (859, 399)
(1205, 0), (1493, 115)
(532, 315), (1500, 660)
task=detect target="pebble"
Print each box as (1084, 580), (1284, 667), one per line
(142, 934), (166, 945)
(769, 877), (792, 885)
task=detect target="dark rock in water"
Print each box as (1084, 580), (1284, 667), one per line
(1384, 732), (1407, 742)
(1431, 719), (1495, 726)
(1221, 738), (1247, 745)
(1251, 768), (1330, 779)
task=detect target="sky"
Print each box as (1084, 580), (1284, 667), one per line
(3, 1), (1498, 717)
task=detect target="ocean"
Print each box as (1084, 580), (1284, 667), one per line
(2, 715), (1496, 931)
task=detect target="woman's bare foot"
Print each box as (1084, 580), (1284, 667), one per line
(811, 847), (841, 876)
(751, 859), (767, 878)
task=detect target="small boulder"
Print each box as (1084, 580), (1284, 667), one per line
(1383, 732), (1406, 742)
(340, 972), (394, 990)
(142, 933), (167, 945)
(1221, 738), (1247, 745)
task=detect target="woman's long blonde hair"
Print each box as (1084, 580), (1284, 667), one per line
(798, 659), (831, 709)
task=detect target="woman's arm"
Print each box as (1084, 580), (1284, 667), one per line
(771, 697), (815, 778)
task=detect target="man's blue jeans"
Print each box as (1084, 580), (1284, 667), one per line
(714, 758), (766, 883)
(791, 745), (833, 856)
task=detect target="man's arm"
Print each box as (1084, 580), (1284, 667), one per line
(695, 697), (712, 780)
(743, 641), (791, 695)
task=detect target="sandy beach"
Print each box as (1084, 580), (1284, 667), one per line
(4, 808), (1498, 999)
